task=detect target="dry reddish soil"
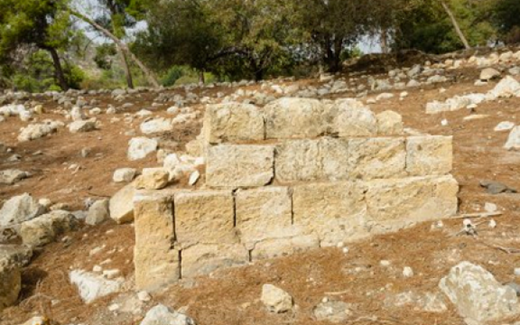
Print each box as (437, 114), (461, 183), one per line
(2, 61), (520, 325)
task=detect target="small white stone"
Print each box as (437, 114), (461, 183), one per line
(109, 304), (120, 311)
(380, 260), (391, 267)
(403, 266), (414, 278)
(188, 170), (200, 186)
(441, 119), (448, 126)
(138, 290), (152, 302)
(488, 219), (497, 229)
(514, 268), (520, 276)
(93, 265), (102, 272)
(321, 297), (329, 303)
(103, 269), (121, 279)
(484, 202), (497, 213)
(342, 247), (349, 254)
(336, 242), (344, 248)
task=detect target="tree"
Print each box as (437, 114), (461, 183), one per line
(0, 0), (74, 90)
(493, 0), (520, 43)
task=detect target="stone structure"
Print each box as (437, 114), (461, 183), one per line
(133, 98), (459, 291)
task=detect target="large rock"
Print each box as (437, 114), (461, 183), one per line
(0, 193), (45, 228)
(69, 269), (123, 304)
(128, 137), (158, 161)
(205, 145), (274, 188)
(203, 103), (264, 144)
(330, 100), (378, 137)
(261, 284), (293, 313)
(181, 243), (248, 278)
(406, 136), (453, 176)
(0, 169), (29, 185)
(109, 184), (135, 224)
(504, 126), (520, 150)
(251, 235), (319, 261)
(376, 110), (404, 136)
(0, 259), (21, 312)
(68, 119), (97, 133)
(140, 304), (196, 325)
(480, 68), (500, 81)
(113, 168), (137, 183)
(365, 175), (458, 232)
(439, 261), (520, 324)
(0, 245), (32, 268)
(174, 190), (236, 246)
(140, 118), (173, 135)
(488, 76), (520, 99)
(86, 199), (109, 226)
(264, 98), (326, 139)
(293, 182), (368, 246)
(134, 192), (179, 291)
(235, 187), (294, 248)
(20, 210), (77, 247)
(313, 300), (352, 323)
(18, 122), (59, 142)
(135, 168), (169, 190)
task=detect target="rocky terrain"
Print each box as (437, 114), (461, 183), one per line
(2, 48), (520, 325)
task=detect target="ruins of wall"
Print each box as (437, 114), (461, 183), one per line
(133, 98), (459, 291)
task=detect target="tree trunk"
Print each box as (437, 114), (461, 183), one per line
(117, 46), (134, 89)
(70, 10), (160, 88)
(441, 1), (471, 49)
(381, 28), (389, 54)
(198, 71), (205, 85)
(47, 47), (69, 91)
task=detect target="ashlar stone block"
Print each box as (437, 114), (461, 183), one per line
(181, 243), (248, 278)
(406, 136), (453, 176)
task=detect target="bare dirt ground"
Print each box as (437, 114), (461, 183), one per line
(2, 58), (520, 325)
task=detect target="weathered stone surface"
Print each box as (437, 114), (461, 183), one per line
(140, 118), (173, 135)
(181, 243), (248, 278)
(264, 98), (326, 139)
(406, 136), (453, 176)
(206, 145), (274, 188)
(504, 126), (520, 150)
(0, 245), (32, 268)
(174, 190), (236, 246)
(18, 122), (59, 142)
(330, 100), (377, 137)
(0, 193), (45, 228)
(494, 121), (515, 132)
(292, 182), (368, 246)
(135, 168), (169, 190)
(313, 300), (352, 323)
(236, 187), (293, 248)
(86, 199), (109, 226)
(320, 138), (350, 181)
(134, 192), (179, 291)
(348, 138), (406, 180)
(128, 137), (158, 161)
(0, 260), (21, 312)
(109, 184), (135, 224)
(0, 169), (29, 185)
(20, 210), (77, 247)
(488, 76), (520, 99)
(203, 102), (264, 144)
(69, 269), (123, 304)
(276, 139), (322, 183)
(113, 168), (137, 183)
(251, 235), (319, 261)
(480, 68), (500, 81)
(376, 110), (404, 135)
(140, 304), (196, 325)
(68, 119), (97, 133)
(365, 175), (458, 231)
(261, 284), (293, 313)
(439, 261), (520, 324)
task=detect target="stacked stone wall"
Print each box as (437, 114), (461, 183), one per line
(133, 98), (458, 291)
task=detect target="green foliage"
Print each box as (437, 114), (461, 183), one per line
(94, 43), (118, 70)
(10, 50), (84, 92)
(161, 66), (186, 87)
(493, 0), (520, 43)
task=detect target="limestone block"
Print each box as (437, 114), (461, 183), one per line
(133, 191), (179, 291)
(348, 137), (406, 180)
(275, 139), (322, 183)
(264, 98), (326, 139)
(20, 210), (77, 247)
(0, 260), (21, 312)
(206, 144), (274, 188)
(109, 184), (135, 224)
(174, 190), (236, 247)
(251, 235), (319, 261)
(320, 138), (350, 181)
(330, 100), (377, 137)
(181, 243), (248, 278)
(235, 187), (294, 248)
(406, 136), (453, 176)
(292, 182), (368, 246)
(365, 175), (458, 231)
(203, 102), (264, 144)
(376, 110), (404, 135)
